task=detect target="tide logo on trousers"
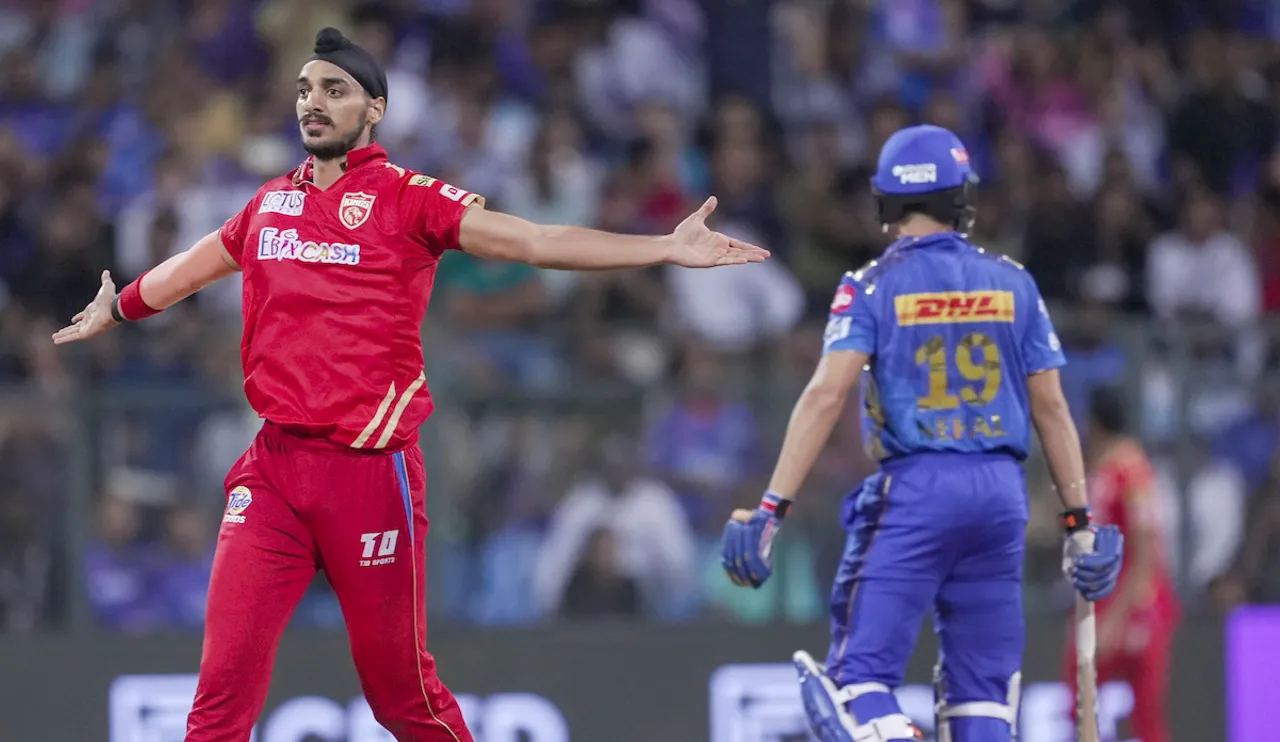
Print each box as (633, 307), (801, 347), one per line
(359, 530), (399, 566)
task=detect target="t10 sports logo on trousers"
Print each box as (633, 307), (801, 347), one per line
(109, 674), (569, 742)
(257, 227), (361, 265)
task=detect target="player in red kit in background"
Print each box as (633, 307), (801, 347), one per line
(51, 27), (767, 742)
(1065, 387), (1179, 742)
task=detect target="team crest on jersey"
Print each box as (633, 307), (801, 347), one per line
(831, 284), (855, 313)
(223, 486), (252, 524)
(339, 191), (376, 229)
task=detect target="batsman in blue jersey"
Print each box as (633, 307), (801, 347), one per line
(720, 125), (1125, 742)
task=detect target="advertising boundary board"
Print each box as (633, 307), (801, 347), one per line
(0, 619), (1224, 741)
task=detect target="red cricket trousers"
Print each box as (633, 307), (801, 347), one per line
(185, 422), (472, 742)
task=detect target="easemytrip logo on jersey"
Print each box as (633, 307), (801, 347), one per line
(108, 674), (569, 742)
(709, 664), (1139, 742)
(257, 227), (361, 266)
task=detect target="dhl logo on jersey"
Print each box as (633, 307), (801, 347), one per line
(894, 290), (1015, 326)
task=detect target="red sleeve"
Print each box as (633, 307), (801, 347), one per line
(401, 173), (485, 257)
(218, 195), (260, 268)
(1118, 455), (1160, 532)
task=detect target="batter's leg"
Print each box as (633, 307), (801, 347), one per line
(186, 468), (318, 741)
(311, 447), (472, 742)
(807, 474), (947, 741)
(931, 518), (1026, 742)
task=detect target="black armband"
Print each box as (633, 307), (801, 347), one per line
(110, 294), (127, 323)
(1060, 507), (1092, 534)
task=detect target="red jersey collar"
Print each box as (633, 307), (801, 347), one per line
(291, 142), (389, 187)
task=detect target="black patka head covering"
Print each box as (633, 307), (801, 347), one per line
(308, 27), (388, 101)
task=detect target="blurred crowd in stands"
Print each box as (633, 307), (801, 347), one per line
(2, 0), (1280, 632)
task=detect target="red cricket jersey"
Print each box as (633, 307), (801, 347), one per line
(1087, 439), (1180, 632)
(217, 143), (484, 451)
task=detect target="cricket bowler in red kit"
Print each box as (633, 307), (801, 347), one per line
(52, 27), (768, 742)
(1064, 388), (1179, 742)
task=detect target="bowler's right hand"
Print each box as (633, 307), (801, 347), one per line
(52, 270), (120, 345)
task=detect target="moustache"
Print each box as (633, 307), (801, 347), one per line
(300, 115), (332, 127)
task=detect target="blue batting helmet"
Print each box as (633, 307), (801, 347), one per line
(871, 124), (979, 233)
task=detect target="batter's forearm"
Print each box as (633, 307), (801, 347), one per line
(1033, 405), (1089, 510)
(766, 386), (847, 502)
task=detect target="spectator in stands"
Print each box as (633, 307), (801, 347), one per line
(571, 173), (668, 384)
(558, 529), (642, 619)
(83, 493), (158, 633)
(645, 342), (763, 536)
(1209, 446), (1280, 609)
(345, 2), (435, 156)
(1058, 267), (1130, 437)
(463, 415), (570, 626)
(1147, 188), (1260, 332)
(532, 432), (696, 621)
(0, 475), (52, 632)
(435, 247), (559, 391)
(1186, 385), (1280, 591)
(153, 502), (215, 629)
(1166, 29), (1274, 197)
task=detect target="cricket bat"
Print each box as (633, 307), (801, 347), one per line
(1074, 530), (1100, 742)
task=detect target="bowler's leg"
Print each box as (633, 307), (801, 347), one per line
(312, 448), (472, 742)
(186, 470), (317, 741)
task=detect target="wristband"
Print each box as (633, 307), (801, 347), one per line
(1060, 507), (1091, 534)
(117, 272), (161, 322)
(110, 295), (126, 324)
(760, 491), (792, 520)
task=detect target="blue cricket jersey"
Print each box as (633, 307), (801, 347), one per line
(822, 232), (1066, 462)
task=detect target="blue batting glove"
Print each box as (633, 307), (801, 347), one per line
(721, 492), (789, 588)
(1061, 508), (1124, 602)
(1073, 525), (1124, 600)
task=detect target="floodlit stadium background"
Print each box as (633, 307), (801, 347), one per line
(0, 1), (1278, 740)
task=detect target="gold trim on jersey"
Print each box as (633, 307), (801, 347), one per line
(352, 382), (398, 448)
(373, 371), (427, 449)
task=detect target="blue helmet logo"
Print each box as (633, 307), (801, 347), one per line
(872, 125), (976, 196)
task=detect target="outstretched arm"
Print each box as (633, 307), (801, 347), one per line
(457, 196), (769, 270)
(52, 230), (238, 344)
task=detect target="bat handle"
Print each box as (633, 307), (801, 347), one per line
(1073, 528), (1099, 742)
(1075, 596), (1100, 742)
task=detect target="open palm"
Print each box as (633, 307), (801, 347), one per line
(667, 197), (771, 268)
(51, 271), (120, 345)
